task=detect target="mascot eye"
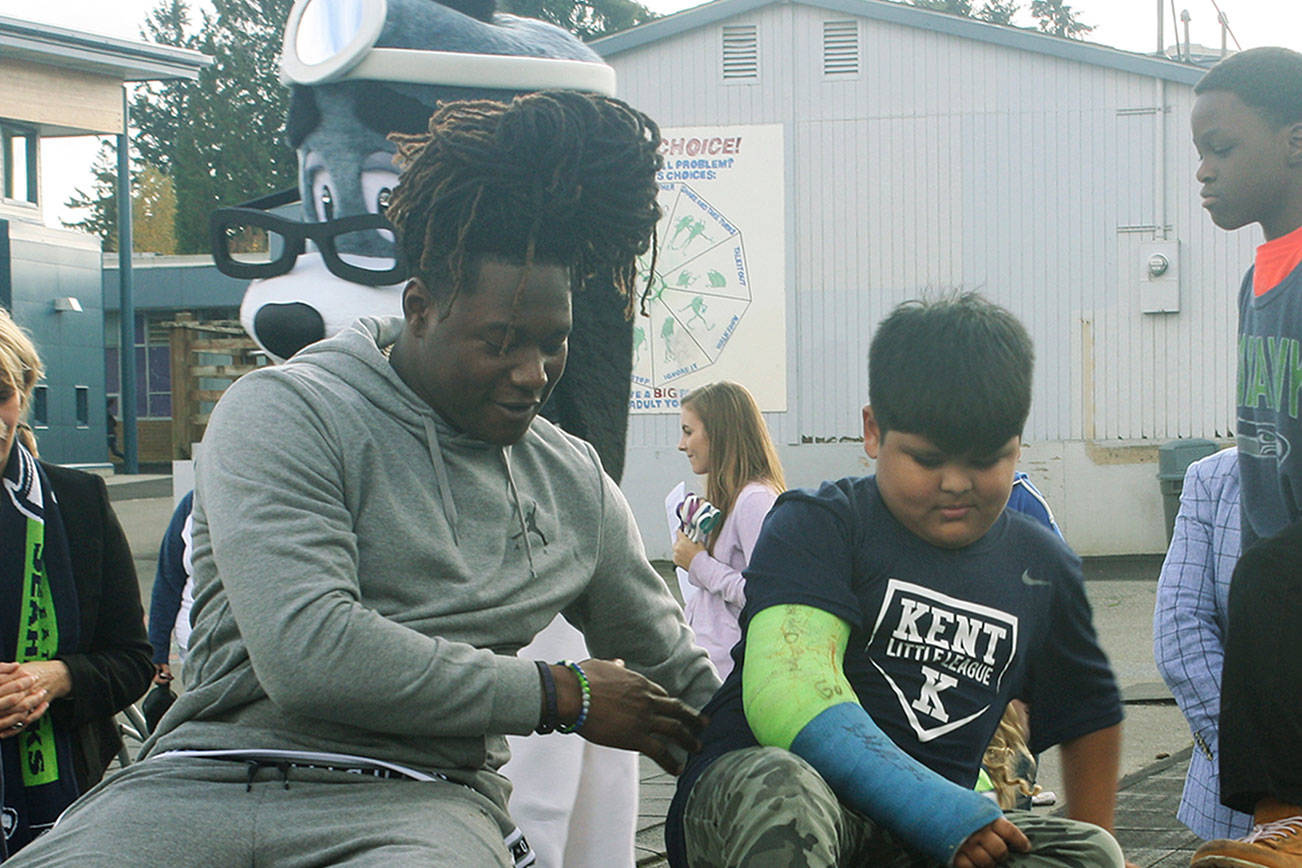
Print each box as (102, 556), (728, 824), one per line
(361, 168), (400, 216)
(320, 185), (335, 221)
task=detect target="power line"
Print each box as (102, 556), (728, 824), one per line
(1207, 0), (1243, 51)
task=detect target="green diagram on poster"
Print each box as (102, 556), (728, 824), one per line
(630, 124), (786, 413)
(635, 185), (749, 374)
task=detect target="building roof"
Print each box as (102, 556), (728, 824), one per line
(593, 0), (1206, 86)
(0, 15), (209, 82)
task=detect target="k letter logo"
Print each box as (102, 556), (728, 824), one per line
(867, 579), (1018, 742)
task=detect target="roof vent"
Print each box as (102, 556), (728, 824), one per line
(823, 19), (859, 76)
(722, 24), (759, 80)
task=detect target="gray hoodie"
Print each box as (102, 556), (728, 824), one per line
(144, 315), (718, 811)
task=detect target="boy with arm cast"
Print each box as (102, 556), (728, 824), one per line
(667, 293), (1132, 868)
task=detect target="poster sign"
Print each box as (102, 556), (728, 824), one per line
(630, 124), (786, 413)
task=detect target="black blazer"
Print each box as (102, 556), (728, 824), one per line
(39, 463), (153, 791)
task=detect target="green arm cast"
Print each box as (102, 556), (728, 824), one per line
(742, 604), (857, 750)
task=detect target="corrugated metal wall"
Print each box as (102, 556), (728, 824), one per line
(609, 4), (1257, 452)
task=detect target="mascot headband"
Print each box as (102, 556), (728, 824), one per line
(282, 0), (617, 95)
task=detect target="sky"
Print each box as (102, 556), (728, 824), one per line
(4, 0), (1302, 229)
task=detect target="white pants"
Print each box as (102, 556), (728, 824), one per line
(503, 616), (639, 868)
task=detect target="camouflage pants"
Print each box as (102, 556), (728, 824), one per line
(681, 746), (1124, 868)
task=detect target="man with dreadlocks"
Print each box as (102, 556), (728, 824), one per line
(8, 91), (718, 867)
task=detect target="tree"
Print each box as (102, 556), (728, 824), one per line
(912, 0), (973, 15)
(130, 0), (297, 254)
(976, 1), (1019, 25)
(914, 0), (1091, 37)
(500, 0), (657, 41)
(62, 140), (119, 249)
(61, 143), (178, 253)
(1029, 0), (1093, 39)
(132, 165), (179, 254)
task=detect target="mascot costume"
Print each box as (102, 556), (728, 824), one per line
(210, 0), (643, 864)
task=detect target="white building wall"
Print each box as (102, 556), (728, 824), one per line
(606, 4), (1259, 556)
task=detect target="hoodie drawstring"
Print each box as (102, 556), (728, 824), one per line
(501, 446), (537, 579)
(423, 417), (460, 545)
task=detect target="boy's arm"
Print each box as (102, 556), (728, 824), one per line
(743, 603), (1027, 867)
(1058, 722), (1121, 830)
(1059, 723), (1141, 868)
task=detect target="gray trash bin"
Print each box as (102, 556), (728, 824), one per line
(1157, 439), (1220, 543)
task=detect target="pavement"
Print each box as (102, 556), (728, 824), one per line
(106, 478), (1205, 867)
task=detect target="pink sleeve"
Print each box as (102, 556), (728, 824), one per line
(686, 485), (778, 608)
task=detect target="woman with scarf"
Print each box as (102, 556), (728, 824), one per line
(0, 308), (151, 857)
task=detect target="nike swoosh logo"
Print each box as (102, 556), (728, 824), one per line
(1021, 570), (1051, 587)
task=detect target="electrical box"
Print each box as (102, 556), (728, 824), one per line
(1140, 240), (1180, 313)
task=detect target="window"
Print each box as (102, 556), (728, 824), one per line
(75, 386), (89, 428)
(2, 127), (37, 204)
(823, 20), (860, 76)
(105, 307), (240, 421)
(105, 311), (175, 421)
(722, 24), (759, 81)
(31, 386), (47, 428)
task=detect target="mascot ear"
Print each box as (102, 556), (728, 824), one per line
(436, 0), (496, 23)
(286, 85), (320, 150)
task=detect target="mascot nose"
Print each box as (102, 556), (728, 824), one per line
(253, 303), (326, 360)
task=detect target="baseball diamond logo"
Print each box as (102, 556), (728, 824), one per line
(866, 579), (1019, 743)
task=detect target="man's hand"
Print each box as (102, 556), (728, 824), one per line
(153, 663), (173, 685)
(553, 658), (706, 775)
(953, 816), (1030, 868)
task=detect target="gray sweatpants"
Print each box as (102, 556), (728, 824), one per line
(682, 746), (1125, 868)
(8, 756), (516, 867)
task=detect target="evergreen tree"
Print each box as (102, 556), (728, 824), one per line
(62, 140), (119, 249)
(912, 0), (974, 15)
(976, 1), (1019, 25)
(501, 0), (657, 41)
(1029, 0), (1093, 38)
(61, 143), (178, 254)
(131, 0), (297, 254)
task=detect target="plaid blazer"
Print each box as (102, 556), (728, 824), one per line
(1153, 448), (1253, 840)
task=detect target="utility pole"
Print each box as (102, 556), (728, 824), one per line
(116, 86), (138, 474)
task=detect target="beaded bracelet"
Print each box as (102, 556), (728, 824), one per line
(556, 660), (590, 734)
(534, 660), (558, 735)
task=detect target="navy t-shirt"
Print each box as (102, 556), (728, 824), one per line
(666, 476), (1122, 866)
(1237, 260), (1302, 548)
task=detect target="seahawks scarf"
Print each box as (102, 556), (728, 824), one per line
(0, 443), (79, 856)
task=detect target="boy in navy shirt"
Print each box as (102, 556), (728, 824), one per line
(1188, 47), (1302, 868)
(667, 293), (1130, 867)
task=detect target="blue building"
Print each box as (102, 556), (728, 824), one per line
(0, 16), (207, 465)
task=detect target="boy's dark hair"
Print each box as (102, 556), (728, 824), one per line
(868, 292), (1033, 456)
(1194, 47), (1302, 128)
(384, 91), (663, 317)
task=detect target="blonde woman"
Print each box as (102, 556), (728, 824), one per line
(0, 308), (151, 856)
(674, 381), (785, 678)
